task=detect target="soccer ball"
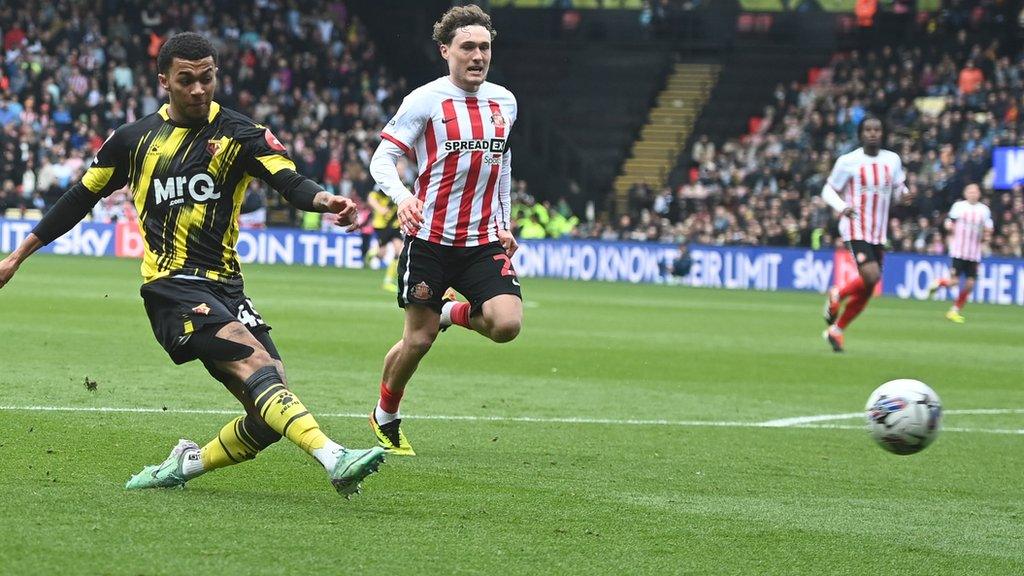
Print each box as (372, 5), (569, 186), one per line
(865, 379), (942, 455)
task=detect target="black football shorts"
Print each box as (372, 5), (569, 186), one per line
(140, 277), (276, 365)
(951, 257), (979, 279)
(846, 240), (885, 268)
(396, 237), (522, 314)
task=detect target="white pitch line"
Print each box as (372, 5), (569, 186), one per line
(760, 412), (863, 427)
(0, 405), (752, 427)
(761, 408), (1024, 427)
(0, 405), (1022, 435)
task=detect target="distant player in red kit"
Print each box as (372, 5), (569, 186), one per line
(821, 116), (908, 352)
(366, 5), (521, 454)
(927, 183), (993, 323)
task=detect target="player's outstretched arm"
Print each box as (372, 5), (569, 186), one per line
(311, 190), (358, 232)
(0, 183), (104, 289)
(263, 169), (359, 231)
(0, 234), (42, 289)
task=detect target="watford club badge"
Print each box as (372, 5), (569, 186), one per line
(410, 282), (433, 301)
(206, 139), (222, 156)
(191, 303), (211, 316)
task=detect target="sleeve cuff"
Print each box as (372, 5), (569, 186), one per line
(380, 132), (411, 154)
(392, 189), (415, 206)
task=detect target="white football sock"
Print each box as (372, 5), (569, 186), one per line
(439, 300), (456, 329)
(312, 439), (345, 470)
(180, 448), (206, 478)
(375, 404), (400, 426)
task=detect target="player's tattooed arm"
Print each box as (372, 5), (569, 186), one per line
(263, 169), (358, 231)
(312, 191), (359, 232)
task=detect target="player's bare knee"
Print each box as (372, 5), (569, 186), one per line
(247, 349), (276, 370)
(219, 349), (275, 383)
(403, 332), (436, 357)
(489, 319), (521, 343)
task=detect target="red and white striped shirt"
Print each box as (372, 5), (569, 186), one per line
(379, 77), (516, 246)
(946, 200), (993, 262)
(826, 148), (907, 245)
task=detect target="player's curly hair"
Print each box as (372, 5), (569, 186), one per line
(857, 115), (884, 139)
(432, 4), (497, 46)
(157, 32), (217, 73)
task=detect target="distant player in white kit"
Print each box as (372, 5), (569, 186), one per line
(366, 5), (522, 455)
(821, 116), (908, 352)
(928, 183), (993, 323)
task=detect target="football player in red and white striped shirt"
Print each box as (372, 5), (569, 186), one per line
(366, 5), (522, 455)
(820, 116), (908, 352)
(927, 183), (993, 323)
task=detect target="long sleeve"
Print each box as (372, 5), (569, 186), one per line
(821, 183), (849, 213)
(32, 184), (102, 244)
(262, 168), (323, 212)
(369, 139), (415, 206)
(497, 149), (512, 231)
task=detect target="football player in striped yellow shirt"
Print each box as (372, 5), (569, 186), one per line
(0, 33), (385, 497)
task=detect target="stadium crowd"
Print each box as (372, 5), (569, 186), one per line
(2, 0), (1023, 259)
(621, 10), (1024, 256)
(0, 0), (406, 228)
(515, 3), (1024, 255)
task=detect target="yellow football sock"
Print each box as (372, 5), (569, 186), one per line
(254, 383), (328, 453)
(200, 416), (259, 470)
(199, 414), (282, 471)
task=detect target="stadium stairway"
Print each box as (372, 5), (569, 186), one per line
(613, 62), (720, 212)
(497, 42), (671, 208)
(669, 46), (829, 187)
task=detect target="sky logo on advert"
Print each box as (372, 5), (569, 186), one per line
(153, 173), (219, 206)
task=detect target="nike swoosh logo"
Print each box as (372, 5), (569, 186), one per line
(154, 461), (175, 478)
(512, 278), (521, 286)
(442, 116), (457, 124)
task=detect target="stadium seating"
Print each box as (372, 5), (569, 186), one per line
(631, 16), (1024, 255)
(0, 0), (397, 229)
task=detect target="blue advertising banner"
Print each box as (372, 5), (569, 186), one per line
(886, 251), (1024, 306)
(511, 239), (1024, 306)
(512, 240), (835, 292)
(3, 218), (1022, 306)
(1, 218), (117, 257)
(992, 147), (1024, 189)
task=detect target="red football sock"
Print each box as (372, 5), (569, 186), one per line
(836, 288), (871, 330)
(378, 380), (404, 414)
(838, 275), (865, 300)
(954, 287), (970, 310)
(937, 278), (951, 288)
(451, 302), (471, 329)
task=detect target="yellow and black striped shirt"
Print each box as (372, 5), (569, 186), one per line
(82, 101), (295, 284)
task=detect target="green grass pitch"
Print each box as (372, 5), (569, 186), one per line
(0, 254), (1022, 575)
